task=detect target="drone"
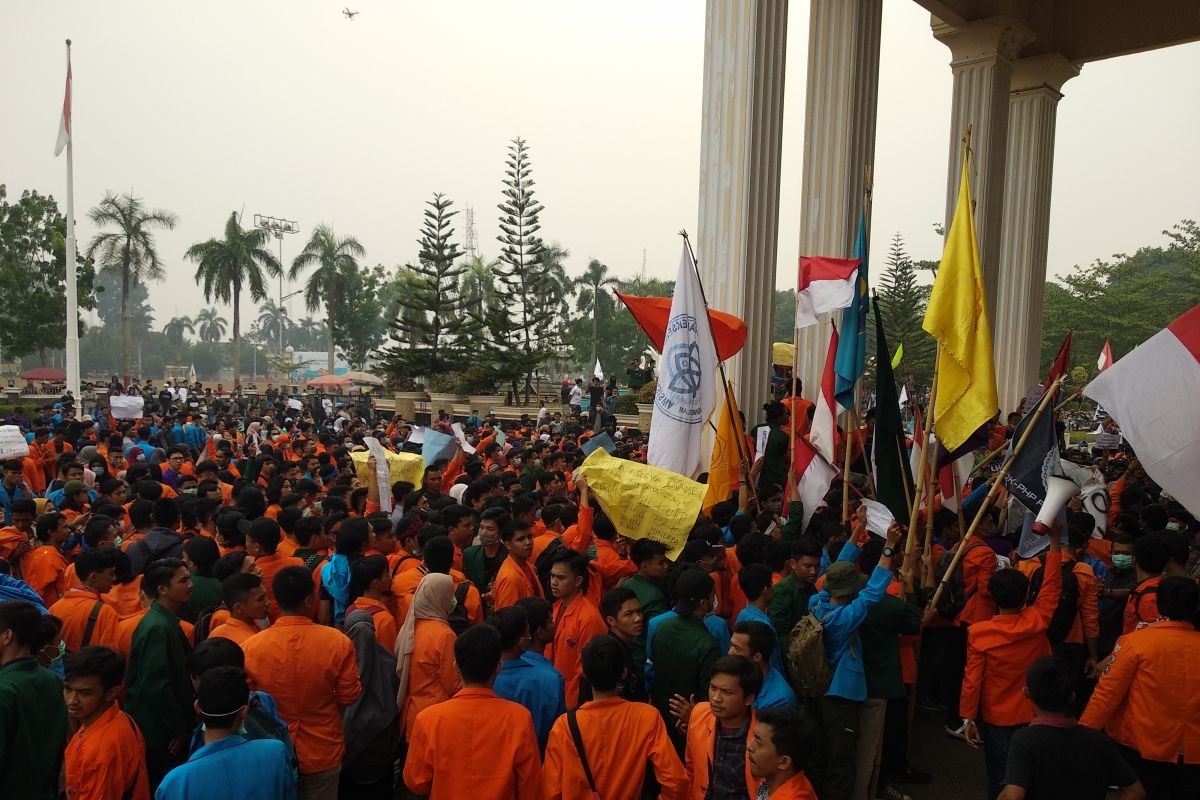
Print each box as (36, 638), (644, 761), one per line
(342, 7), (359, 20)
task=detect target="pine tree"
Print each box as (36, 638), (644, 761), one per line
(875, 233), (936, 390)
(383, 193), (469, 380)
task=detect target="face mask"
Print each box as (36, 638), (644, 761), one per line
(1112, 554), (1134, 570)
(93, 466), (104, 476)
(113, 536), (123, 549)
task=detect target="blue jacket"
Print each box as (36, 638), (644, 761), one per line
(493, 651), (566, 754)
(735, 604), (785, 674)
(754, 666), (797, 709)
(171, 425), (187, 445)
(184, 424), (207, 454)
(0, 482), (33, 524)
(156, 735), (296, 800)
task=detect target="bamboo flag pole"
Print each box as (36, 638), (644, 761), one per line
(927, 375), (1066, 611)
(903, 357), (939, 561)
(841, 405), (854, 524)
(787, 308), (801, 503)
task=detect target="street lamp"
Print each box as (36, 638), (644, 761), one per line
(254, 214), (300, 351)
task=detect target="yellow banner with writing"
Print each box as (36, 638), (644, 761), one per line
(350, 448), (426, 494)
(577, 449), (705, 560)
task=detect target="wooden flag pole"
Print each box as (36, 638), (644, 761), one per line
(897, 443), (913, 516)
(903, 356), (939, 562)
(927, 375), (1066, 612)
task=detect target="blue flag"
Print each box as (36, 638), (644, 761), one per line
(834, 208), (869, 410)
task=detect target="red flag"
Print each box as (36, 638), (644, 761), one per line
(1045, 330), (1072, 391)
(1096, 339), (1114, 373)
(613, 291), (747, 361)
(55, 51), (72, 156)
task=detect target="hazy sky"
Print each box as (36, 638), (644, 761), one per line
(3, 1), (1197, 327)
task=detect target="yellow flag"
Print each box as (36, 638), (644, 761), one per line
(702, 382), (741, 512)
(577, 449), (704, 560)
(350, 448), (425, 494)
(891, 343), (904, 369)
(922, 155), (998, 451)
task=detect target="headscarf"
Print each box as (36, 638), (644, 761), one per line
(394, 572), (455, 707)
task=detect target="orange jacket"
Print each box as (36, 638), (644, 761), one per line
(551, 594), (608, 709)
(1015, 555), (1100, 645)
(64, 701), (150, 800)
(208, 617), (260, 648)
(1080, 621), (1200, 763)
(391, 567), (483, 628)
(253, 551), (304, 622)
(684, 703), (757, 800)
(0, 526), (29, 561)
(543, 696), (687, 800)
(102, 580), (145, 621)
(21, 544), (68, 607)
(401, 618), (461, 736)
(1123, 575), (1162, 634)
(754, 773), (819, 800)
(956, 536), (996, 626)
(347, 597), (399, 653)
(492, 554), (544, 611)
(403, 687), (543, 800)
(960, 551), (1062, 726)
(22, 455), (46, 495)
(243, 615), (362, 774)
(50, 588), (121, 652)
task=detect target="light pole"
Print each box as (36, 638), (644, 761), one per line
(253, 214), (299, 351)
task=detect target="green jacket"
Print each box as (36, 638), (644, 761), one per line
(757, 424), (790, 493)
(462, 544), (505, 593)
(0, 657), (67, 800)
(620, 574), (671, 670)
(766, 573), (817, 654)
(779, 501), (806, 542)
(179, 574), (222, 624)
(860, 592), (921, 700)
(125, 602), (194, 747)
(649, 615), (720, 730)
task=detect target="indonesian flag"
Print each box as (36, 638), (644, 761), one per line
(794, 436), (837, 532)
(55, 53), (72, 156)
(809, 328), (842, 463)
(794, 256), (860, 329)
(1096, 339), (1114, 373)
(1085, 306), (1200, 516)
(938, 450), (974, 513)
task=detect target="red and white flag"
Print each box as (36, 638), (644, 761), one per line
(1096, 339), (1114, 373)
(55, 52), (72, 156)
(1085, 306), (1200, 516)
(794, 256), (860, 329)
(794, 436), (837, 531)
(809, 328), (842, 463)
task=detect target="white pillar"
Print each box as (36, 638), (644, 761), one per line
(995, 54), (1080, 413)
(696, 0), (789, 423)
(794, 0), (882, 398)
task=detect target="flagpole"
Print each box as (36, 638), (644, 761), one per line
(679, 231), (758, 509)
(63, 39), (80, 404)
(903, 356), (938, 563)
(928, 375), (1066, 612)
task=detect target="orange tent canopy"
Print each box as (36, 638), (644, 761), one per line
(614, 291), (747, 361)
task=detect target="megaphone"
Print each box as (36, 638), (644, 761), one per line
(1032, 476), (1080, 534)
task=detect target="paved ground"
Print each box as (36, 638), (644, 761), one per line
(892, 707), (987, 800)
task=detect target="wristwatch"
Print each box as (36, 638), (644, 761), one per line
(882, 546), (895, 557)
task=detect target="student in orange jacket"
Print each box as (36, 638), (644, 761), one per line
(1123, 532), (1168, 634)
(492, 520), (545, 611)
(21, 511), (71, 607)
(390, 534), (484, 627)
(345, 555), (399, 651)
(572, 477), (635, 593)
(207, 572), (266, 648)
(62, 646), (150, 800)
(243, 566), (361, 798)
(960, 532), (1063, 800)
(1081, 576), (1200, 797)
(747, 706), (820, 800)
(395, 571), (461, 736)
(242, 518), (303, 622)
(682, 655), (761, 800)
(403, 624), (542, 800)
(548, 548), (608, 709)
(543, 636), (686, 800)
(49, 548), (121, 653)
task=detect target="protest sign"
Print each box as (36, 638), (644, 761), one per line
(0, 426), (29, 459)
(581, 432), (616, 456)
(109, 395), (145, 420)
(858, 498), (895, 537)
(363, 437), (395, 512)
(1094, 433), (1121, 450)
(421, 429), (456, 465)
(755, 427), (770, 462)
(451, 423), (476, 454)
(287, 398), (303, 411)
(577, 448), (704, 560)
(350, 447), (425, 501)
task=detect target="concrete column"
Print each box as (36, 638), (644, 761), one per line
(995, 54), (1080, 413)
(933, 16), (1033, 311)
(696, 0), (788, 423)
(794, 0), (882, 398)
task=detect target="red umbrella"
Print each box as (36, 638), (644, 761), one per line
(307, 375), (353, 389)
(20, 367), (66, 381)
(614, 291), (748, 361)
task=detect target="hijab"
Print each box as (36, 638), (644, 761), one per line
(394, 572), (455, 707)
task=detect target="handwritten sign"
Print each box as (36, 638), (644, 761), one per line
(406, 425), (426, 445)
(363, 437), (395, 512)
(287, 398), (303, 411)
(858, 498), (895, 537)
(755, 427), (770, 462)
(1094, 433), (1121, 450)
(0, 426), (29, 459)
(109, 395), (145, 420)
(577, 448), (704, 560)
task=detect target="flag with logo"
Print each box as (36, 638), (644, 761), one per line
(647, 243), (719, 478)
(1002, 404), (1062, 514)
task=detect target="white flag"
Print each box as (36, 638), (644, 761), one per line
(594, 359), (604, 381)
(55, 54), (72, 156)
(647, 243), (718, 477)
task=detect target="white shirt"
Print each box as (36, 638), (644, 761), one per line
(569, 385), (582, 404)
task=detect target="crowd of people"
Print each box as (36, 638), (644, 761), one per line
(0, 377), (1196, 800)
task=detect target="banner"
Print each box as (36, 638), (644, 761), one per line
(577, 449), (704, 560)
(109, 395), (145, 420)
(421, 429), (456, 465)
(0, 426), (30, 459)
(363, 437), (395, 512)
(350, 447), (425, 500)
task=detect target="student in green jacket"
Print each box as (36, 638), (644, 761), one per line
(125, 557), (195, 790)
(620, 538), (671, 669)
(767, 537), (823, 650)
(0, 599), (68, 800)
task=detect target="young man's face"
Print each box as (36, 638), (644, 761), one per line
(728, 633), (762, 666)
(747, 722), (785, 780)
(10, 510), (34, 533)
(374, 530), (397, 555)
(549, 563), (581, 599)
(505, 527), (534, 561)
(708, 671), (753, 722)
(641, 553), (669, 581)
(608, 598), (644, 640)
(449, 516), (475, 547)
(791, 555), (821, 586)
(63, 673), (115, 723)
(168, 453), (185, 472)
(478, 519), (501, 547)
(236, 585), (269, 622)
(89, 566), (117, 594)
(160, 566), (193, 606)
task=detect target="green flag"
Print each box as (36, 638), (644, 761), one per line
(872, 302), (914, 525)
(891, 343), (904, 369)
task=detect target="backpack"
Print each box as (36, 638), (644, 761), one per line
(1128, 581), (1159, 625)
(934, 540), (986, 621)
(446, 580), (473, 636)
(391, 554), (419, 578)
(534, 537), (566, 599)
(192, 603), (225, 645)
(787, 611), (833, 700)
(1028, 558), (1081, 643)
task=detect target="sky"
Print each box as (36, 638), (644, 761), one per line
(2, 1), (1197, 327)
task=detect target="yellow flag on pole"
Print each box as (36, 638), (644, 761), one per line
(922, 154), (998, 451)
(702, 382), (741, 512)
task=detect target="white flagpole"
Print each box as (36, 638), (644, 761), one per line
(63, 39), (81, 402)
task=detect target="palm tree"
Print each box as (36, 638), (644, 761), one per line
(164, 316), (195, 362)
(289, 225), (366, 373)
(85, 192), (178, 379)
(185, 212), (281, 379)
(195, 308), (227, 343)
(573, 258), (618, 369)
(257, 299), (289, 352)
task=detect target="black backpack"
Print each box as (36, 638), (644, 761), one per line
(534, 537), (566, 599)
(446, 581), (473, 635)
(192, 603), (226, 645)
(1028, 558), (1081, 643)
(934, 540), (986, 621)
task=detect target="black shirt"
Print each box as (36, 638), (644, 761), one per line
(1002, 720), (1138, 800)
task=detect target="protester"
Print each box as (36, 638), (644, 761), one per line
(548, 547), (607, 708)
(395, 572), (460, 736)
(681, 654), (761, 799)
(49, 547), (121, 652)
(747, 705), (820, 800)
